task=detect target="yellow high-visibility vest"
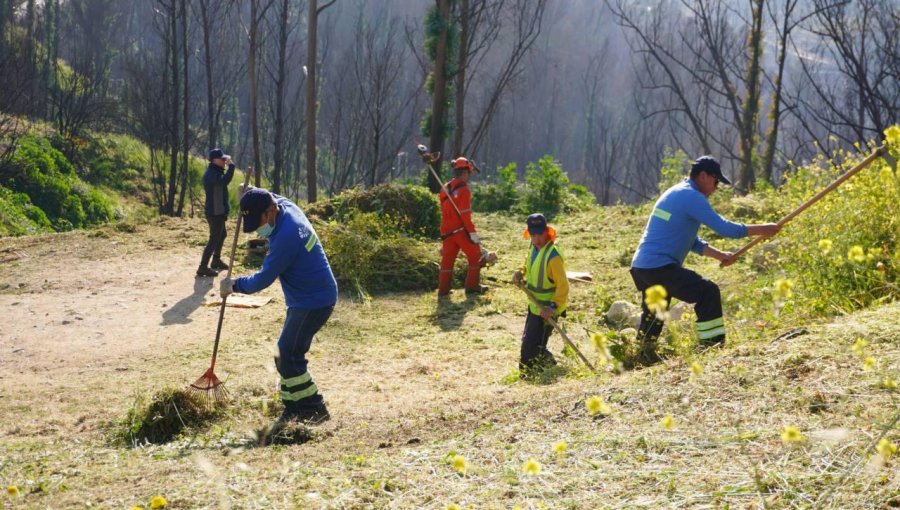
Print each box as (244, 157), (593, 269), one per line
(525, 242), (564, 316)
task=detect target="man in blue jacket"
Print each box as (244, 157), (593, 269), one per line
(197, 148), (235, 277)
(630, 156), (780, 364)
(220, 188), (338, 425)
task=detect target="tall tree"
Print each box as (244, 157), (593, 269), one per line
(737, 0), (764, 191)
(305, 0), (336, 202)
(248, 0), (274, 188)
(423, 0), (454, 192)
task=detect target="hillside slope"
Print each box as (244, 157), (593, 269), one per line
(0, 209), (897, 509)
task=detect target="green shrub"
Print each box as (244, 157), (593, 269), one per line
(317, 212), (438, 297)
(519, 155), (569, 218)
(4, 135), (114, 231)
(473, 162), (519, 213)
(658, 148), (691, 194)
(737, 139), (900, 318)
(306, 183), (440, 239)
(78, 133), (151, 194)
(0, 185), (52, 236)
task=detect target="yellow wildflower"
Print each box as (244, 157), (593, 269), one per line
(876, 438), (898, 461)
(851, 337), (868, 357)
(781, 425), (806, 444)
(818, 239), (833, 254)
(644, 284), (668, 313)
(848, 245), (866, 263)
(690, 361), (703, 376)
(864, 356), (876, 371)
(585, 395), (611, 416)
(884, 124), (900, 146)
(131, 507), (144, 510)
(773, 278), (794, 299)
(7, 485), (20, 497)
(150, 496), (168, 509)
(522, 458), (542, 475)
(552, 441), (568, 455)
(446, 504), (462, 510)
(882, 378), (898, 390)
(451, 454), (468, 475)
(661, 415), (675, 430)
(590, 333), (606, 351)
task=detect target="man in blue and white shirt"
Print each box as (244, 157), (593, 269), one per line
(630, 156), (780, 364)
(220, 188), (338, 426)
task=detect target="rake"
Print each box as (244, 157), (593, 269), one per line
(189, 166), (253, 405)
(516, 282), (598, 374)
(728, 145), (893, 263)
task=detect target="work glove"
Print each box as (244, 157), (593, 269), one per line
(512, 270), (523, 286)
(219, 277), (234, 298)
(468, 232), (480, 245)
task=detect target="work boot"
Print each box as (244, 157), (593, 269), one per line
(279, 402), (330, 425)
(465, 284), (489, 295)
(698, 335), (725, 351)
(196, 265), (218, 277)
(211, 259), (230, 271)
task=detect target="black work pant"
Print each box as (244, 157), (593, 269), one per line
(200, 214), (227, 267)
(277, 305), (334, 411)
(629, 264), (725, 346)
(520, 309), (563, 370)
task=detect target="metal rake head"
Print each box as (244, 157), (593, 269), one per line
(188, 367), (229, 406)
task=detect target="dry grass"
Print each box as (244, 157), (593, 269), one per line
(0, 209), (897, 509)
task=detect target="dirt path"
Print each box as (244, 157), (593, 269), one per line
(0, 218), (287, 434)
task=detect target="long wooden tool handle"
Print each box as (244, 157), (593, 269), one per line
(420, 152), (469, 232)
(210, 166), (253, 368)
(732, 145), (887, 261)
(517, 283), (598, 373)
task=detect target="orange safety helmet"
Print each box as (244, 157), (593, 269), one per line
(451, 157), (477, 173)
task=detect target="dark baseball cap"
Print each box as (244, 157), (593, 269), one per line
(208, 148), (230, 161)
(240, 188), (275, 233)
(690, 156), (732, 185)
(526, 213), (548, 235)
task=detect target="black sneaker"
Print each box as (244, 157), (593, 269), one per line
(210, 259), (230, 271)
(196, 266), (218, 277)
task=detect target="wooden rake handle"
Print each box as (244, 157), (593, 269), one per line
(516, 283), (598, 374)
(210, 166), (253, 369)
(731, 145), (887, 261)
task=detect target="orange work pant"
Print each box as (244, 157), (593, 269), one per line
(438, 230), (482, 295)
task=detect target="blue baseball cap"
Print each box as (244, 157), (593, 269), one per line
(240, 188), (275, 233)
(208, 148), (230, 161)
(526, 213), (548, 235)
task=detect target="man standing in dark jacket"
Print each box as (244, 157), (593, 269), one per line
(197, 148), (236, 277)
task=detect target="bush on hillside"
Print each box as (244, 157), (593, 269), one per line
(4, 135), (114, 231)
(306, 183), (440, 239)
(78, 133), (151, 195)
(740, 131), (900, 318)
(473, 162), (519, 212)
(0, 185), (51, 236)
(317, 212), (437, 297)
(518, 155), (596, 218)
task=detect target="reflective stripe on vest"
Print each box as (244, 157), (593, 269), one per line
(524, 242), (562, 315)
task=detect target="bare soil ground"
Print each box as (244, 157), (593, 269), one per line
(0, 213), (897, 509)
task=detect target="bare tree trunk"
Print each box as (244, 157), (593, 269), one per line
(306, 0), (335, 202)
(761, 0), (800, 184)
(249, 0), (262, 187)
(738, 0), (764, 192)
(177, 0), (190, 216)
(272, 0), (288, 194)
(166, 0), (179, 215)
(427, 0), (451, 192)
(199, 0), (217, 148)
(452, 0), (469, 157)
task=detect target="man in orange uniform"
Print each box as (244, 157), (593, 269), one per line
(438, 157), (488, 296)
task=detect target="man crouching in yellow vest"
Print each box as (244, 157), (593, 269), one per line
(512, 213), (569, 371)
